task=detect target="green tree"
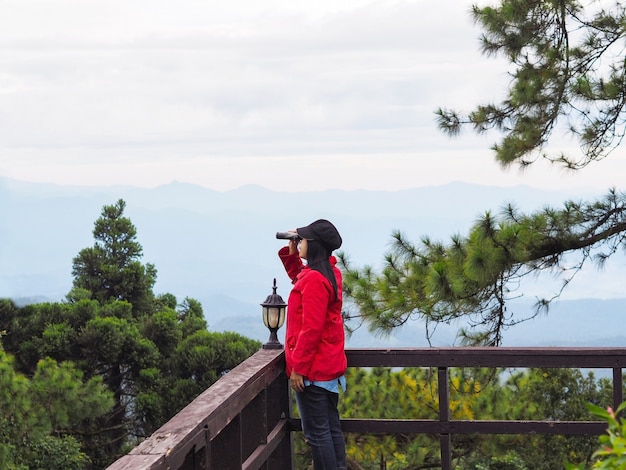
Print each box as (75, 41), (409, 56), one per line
(459, 368), (611, 470)
(1, 199), (261, 467)
(340, 190), (626, 345)
(335, 367), (502, 469)
(336, 366), (611, 469)
(566, 401), (626, 469)
(341, 0), (626, 345)
(0, 342), (113, 470)
(437, 0), (626, 170)
(72, 198), (157, 314)
(2, 298), (163, 466)
(340, 367), (442, 469)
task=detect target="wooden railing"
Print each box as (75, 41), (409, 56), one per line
(107, 347), (626, 470)
(107, 348), (291, 470)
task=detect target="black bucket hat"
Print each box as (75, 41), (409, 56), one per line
(296, 219), (342, 251)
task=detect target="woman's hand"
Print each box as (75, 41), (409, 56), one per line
(288, 232), (298, 255)
(290, 371), (305, 392)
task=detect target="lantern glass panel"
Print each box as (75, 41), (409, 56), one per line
(278, 306), (286, 328)
(262, 306), (270, 328)
(267, 307), (280, 328)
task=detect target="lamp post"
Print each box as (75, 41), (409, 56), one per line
(261, 278), (287, 349)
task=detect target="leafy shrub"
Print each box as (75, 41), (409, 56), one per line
(566, 401), (626, 469)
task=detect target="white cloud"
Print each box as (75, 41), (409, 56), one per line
(0, 0), (622, 192)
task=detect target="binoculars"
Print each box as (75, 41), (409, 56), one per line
(276, 231), (301, 241)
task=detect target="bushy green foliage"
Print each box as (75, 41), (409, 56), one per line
(473, 453), (528, 470)
(0, 344), (111, 469)
(331, 366), (612, 469)
(342, 0), (626, 346)
(567, 402), (626, 469)
(1, 199), (261, 468)
(341, 189), (626, 346)
(24, 435), (90, 470)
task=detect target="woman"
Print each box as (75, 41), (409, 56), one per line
(278, 219), (347, 470)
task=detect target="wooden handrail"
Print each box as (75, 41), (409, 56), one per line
(106, 347), (626, 470)
(347, 347), (626, 368)
(107, 348), (290, 470)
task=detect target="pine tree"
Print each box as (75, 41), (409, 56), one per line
(342, 0), (626, 345)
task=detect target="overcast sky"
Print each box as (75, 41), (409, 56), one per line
(1, 0), (625, 192)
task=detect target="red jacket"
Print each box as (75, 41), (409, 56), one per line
(279, 247), (347, 381)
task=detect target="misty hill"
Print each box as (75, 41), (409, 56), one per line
(1, 177), (624, 347)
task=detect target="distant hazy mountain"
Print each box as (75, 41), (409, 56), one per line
(211, 297), (626, 349)
(1, 177), (624, 348)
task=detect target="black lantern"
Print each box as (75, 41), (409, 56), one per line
(261, 278), (287, 349)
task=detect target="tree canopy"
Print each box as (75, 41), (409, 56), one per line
(1, 199), (261, 468)
(0, 338), (113, 470)
(72, 199), (157, 313)
(437, 0), (626, 170)
(342, 0), (626, 345)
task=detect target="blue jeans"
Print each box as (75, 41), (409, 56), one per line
(295, 385), (346, 470)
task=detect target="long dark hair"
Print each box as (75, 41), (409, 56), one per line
(305, 239), (339, 301)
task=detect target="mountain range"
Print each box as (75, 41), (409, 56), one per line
(1, 177), (624, 348)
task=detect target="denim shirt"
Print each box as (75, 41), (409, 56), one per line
(304, 375), (346, 394)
